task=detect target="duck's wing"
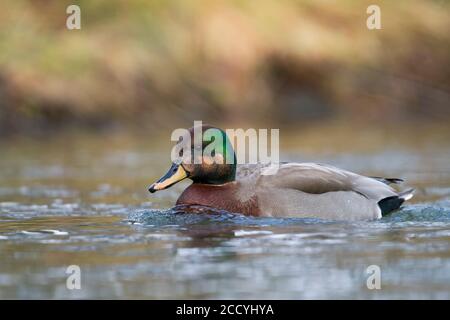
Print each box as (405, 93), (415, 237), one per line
(258, 162), (398, 202)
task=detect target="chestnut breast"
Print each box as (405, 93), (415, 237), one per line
(176, 183), (260, 216)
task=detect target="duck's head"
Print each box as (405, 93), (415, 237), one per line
(148, 125), (236, 193)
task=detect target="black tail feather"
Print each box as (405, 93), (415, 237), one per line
(378, 196), (405, 216)
(371, 177), (404, 185)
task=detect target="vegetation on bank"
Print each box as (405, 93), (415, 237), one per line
(0, 0), (449, 134)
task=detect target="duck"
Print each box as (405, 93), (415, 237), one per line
(148, 124), (414, 220)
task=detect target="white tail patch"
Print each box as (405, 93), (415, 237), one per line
(400, 189), (414, 201)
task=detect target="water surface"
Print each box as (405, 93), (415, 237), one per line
(1, 128), (450, 299)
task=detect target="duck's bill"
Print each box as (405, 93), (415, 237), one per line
(148, 163), (188, 193)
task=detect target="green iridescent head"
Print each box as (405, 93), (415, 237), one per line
(149, 125), (236, 193)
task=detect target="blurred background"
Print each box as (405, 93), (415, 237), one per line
(1, 0), (450, 299)
(0, 0), (449, 137)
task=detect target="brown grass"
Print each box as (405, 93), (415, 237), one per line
(0, 0), (449, 134)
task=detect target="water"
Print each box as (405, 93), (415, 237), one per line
(0, 128), (450, 299)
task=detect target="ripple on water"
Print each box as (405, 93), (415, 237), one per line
(127, 200), (450, 229)
(21, 229), (69, 236)
(0, 186), (78, 198)
(381, 200), (450, 223)
(234, 230), (274, 237)
(127, 206), (335, 229)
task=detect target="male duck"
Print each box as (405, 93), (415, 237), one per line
(148, 125), (413, 220)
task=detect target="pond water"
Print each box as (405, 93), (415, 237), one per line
(0, 126), (449, 299)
